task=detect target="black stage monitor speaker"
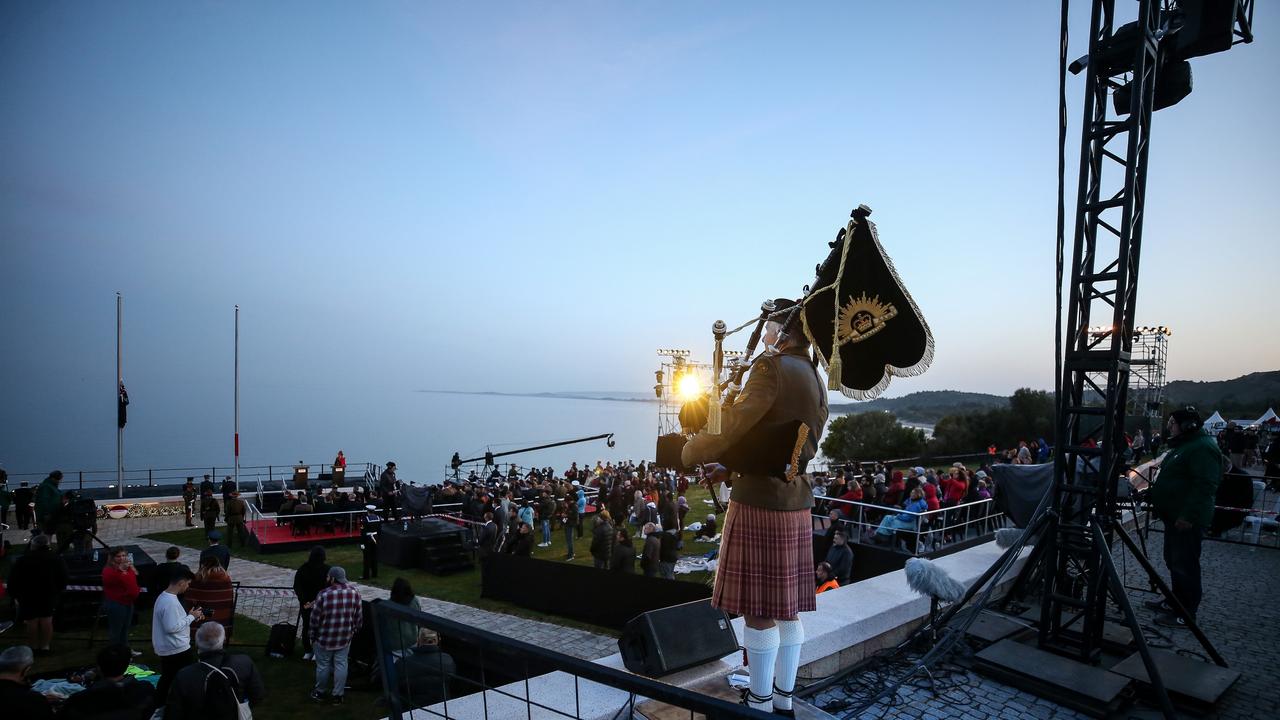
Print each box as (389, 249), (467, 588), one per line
(618, 599), (738, 677)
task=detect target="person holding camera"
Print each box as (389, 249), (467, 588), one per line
(101, 548), (141, 651)
(1147, 407), (1223, 629)
(34, 470), (63, 536)
(151, 567), (205, 709)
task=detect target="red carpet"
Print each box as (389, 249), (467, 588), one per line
(248, 518), (361, 547)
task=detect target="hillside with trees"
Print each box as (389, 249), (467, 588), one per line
(1163, 371), (1280, 418)
(829, 390), (1008, 424)
(819, 371), (1276, 462)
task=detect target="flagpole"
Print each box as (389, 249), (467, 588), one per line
(234, 305), (240, 492)
(116, 293), (123, 499)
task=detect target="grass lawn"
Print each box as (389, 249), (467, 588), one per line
(140, 484), (725, 636)
(2, 612), (382, 720)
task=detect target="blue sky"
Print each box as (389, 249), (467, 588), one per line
(2, 2), (1277, 460)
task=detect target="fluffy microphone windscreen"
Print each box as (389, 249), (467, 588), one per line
(904, 557), (967, 603)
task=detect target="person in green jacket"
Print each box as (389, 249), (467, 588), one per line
(34, 470), (64, 535)
(1147, 407), (1223, 628)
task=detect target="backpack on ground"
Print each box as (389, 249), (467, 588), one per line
(266, 619), (297, 658)
(199, 662), (252, 720)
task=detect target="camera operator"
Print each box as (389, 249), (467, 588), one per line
(1147, 407), (1223, 629)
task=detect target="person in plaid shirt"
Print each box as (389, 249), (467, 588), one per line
(309, 566), (363, 705)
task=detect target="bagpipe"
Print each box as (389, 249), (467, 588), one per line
(682, 205), (935, 490)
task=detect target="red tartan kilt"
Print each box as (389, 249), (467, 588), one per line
(712, 502), (815, 619)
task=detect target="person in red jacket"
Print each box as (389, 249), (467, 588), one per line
(921, 476), (940, 512)
(942, 465), (968, 505)
(102, 547), (141, 651)
(882, 471), (906, 507)
(836, 482), (863, 515)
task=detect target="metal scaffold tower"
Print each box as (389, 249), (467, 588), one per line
(654, 349), (713, 437)
(1128, 326), (1171, 428)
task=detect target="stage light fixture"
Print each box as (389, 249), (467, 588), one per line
(676, 372), (703, 401)
(1114, 59), (1192, 114)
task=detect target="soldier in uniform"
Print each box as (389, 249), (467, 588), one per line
(199, 489), (221, 534)
(182, 477), (198, 527)
(682, 299), (828, 715)
(225, 489), (249, 548)
(360, 504), (381, 580)
(220, 475), (237, 504)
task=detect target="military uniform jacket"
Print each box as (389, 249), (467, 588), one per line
(225, 498), (247, 524)
(200, 496), (220, 520)
(682, 345), (828, 511)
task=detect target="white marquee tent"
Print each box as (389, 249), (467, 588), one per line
(1203, 410), (1227, 434)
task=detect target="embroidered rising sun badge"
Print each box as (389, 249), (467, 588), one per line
(837, 292), (898, 344)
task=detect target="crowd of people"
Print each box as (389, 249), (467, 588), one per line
(0, 533), (262, 719)
(0, 449), (1026, 716)
(435, 460), (704, 577)
(810, 460), (1001, 563)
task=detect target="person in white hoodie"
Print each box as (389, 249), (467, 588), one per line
(151, 565), (205, 709)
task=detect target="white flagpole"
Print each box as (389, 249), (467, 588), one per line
(234, 305), (240, 491)
(117, 292), (123, 499)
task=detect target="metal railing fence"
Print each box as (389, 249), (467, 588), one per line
(2, 461), (382, 495)
(371, 599), (765, 720)
(813, 496), (1007, 556)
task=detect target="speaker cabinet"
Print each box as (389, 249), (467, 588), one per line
(618, 599), (738, 676)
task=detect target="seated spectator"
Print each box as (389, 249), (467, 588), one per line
(836, 482), (864, 522)
(976, 478), (992, 500)
(313, 493), (334, 531)
(610, 527), (635, 572)
(941, 466), (968, 506)
(164, 622), (265, 720)
(184, 555), (235, 640)
(276, 491), (296, 527)
(57, 643), (154, 720)
(815, 562), (839, 594)
(882, 471), (906, 507)
(824, 530), (854, 586)
(694, 514), (718, 540)
(334, 490), (355, 512)
(292, 492), (315, 535)
(920, 471), (940, 512)
(0, 646), (52, 720)
(393, 628), (456, 708)
(875, 488), (929, 541)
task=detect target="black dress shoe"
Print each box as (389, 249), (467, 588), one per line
(1154, 611), (1189, 629)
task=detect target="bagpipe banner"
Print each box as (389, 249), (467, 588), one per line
(800, 207), (934, 399)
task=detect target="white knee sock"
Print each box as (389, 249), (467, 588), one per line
(743, 625), (780, 711)
(773, 619), (805, 710)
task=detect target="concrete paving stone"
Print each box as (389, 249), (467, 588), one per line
(811, 529), (1277, 719)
